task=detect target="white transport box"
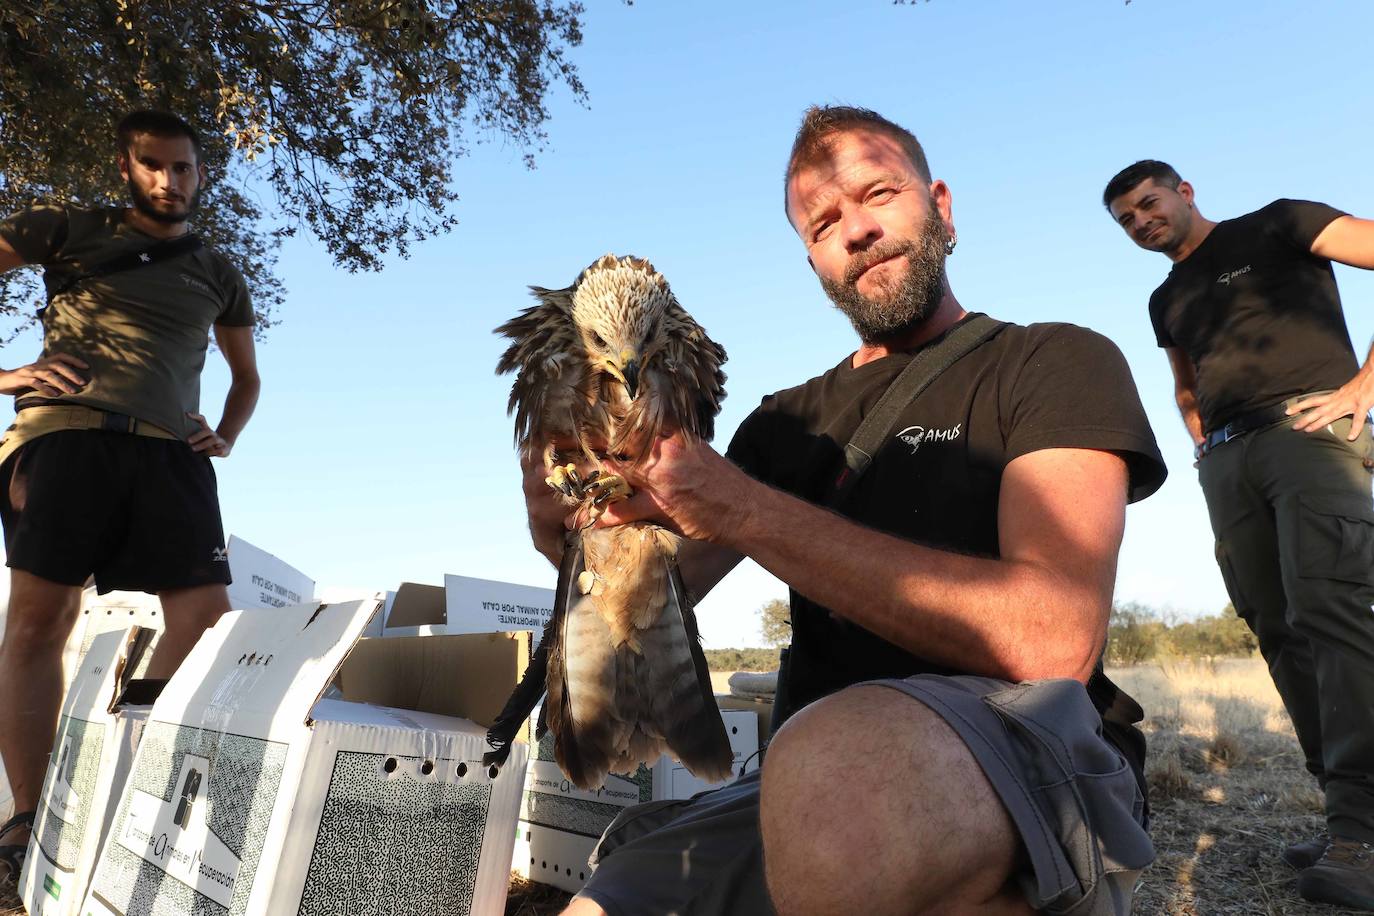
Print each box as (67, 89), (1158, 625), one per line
(514, 705), (761, 894)
(21, 627), (159, 916)
(80, 598), (530, 916)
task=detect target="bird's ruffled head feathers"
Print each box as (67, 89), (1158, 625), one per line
(570, 254), (675, 401)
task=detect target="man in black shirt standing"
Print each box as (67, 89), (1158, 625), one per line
(523, 106), (1168, 915)
(1106, 160), (1374, 910)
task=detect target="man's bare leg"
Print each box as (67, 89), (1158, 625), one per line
(150, 583), (230, 678)
(0, 570), (82, 850)
(761, 685), (1035, 916)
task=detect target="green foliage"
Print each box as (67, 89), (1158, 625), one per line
(0, 0), (590, 337)
(1106, 601), (1170, 666)
(1106, 601), (1258, 665)
(758, 597), (791, 648)
(704, 647), (781, 672)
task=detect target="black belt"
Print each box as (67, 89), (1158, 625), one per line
(1195, 403), (1294, 460)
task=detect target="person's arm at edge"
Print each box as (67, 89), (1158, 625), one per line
(0, 233), (89, 394)
(1287, 214), (1374, 437)
(187, 323), (259, 456)
(1165, 346), (1205, 447)
(0, 234), (23, 273)
(599, 435), (1127, 684)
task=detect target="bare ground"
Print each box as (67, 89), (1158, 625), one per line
(2, 657), (1366, 915)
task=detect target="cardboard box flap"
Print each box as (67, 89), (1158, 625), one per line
(65, 628), (149, 721)
(226, 534), (316, 611)
(149, 599), (382, 738)
(337, 632), (531, 729)
(444, 573), (556, 635)
(308, 698), (487, 740)
(383, 582), (446, 629)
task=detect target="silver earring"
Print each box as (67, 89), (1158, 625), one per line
(945, 234), (958, 256)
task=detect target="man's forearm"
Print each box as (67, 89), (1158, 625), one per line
(714, 477), (1109, 683)
(215, 375), (260, 447)
(1177, 387), (1204, 444)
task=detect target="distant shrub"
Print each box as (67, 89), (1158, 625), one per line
(1106, 602), (1169, 665)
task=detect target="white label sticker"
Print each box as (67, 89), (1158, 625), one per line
(116, 754), (241, 907)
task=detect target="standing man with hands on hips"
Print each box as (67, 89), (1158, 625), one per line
(1106, 159), (1374, 910)
(0, 109), (260, 887)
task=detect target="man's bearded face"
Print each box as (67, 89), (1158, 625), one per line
(127, 174), (202, 225)
(819, 205), (950, 345)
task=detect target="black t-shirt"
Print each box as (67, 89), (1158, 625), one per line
(1148, 199), (1353, 431)
(726, 314), (1167, 713)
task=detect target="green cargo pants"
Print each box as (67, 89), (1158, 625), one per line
(1199, 406), (1374, 843)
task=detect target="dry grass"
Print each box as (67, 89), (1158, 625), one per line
(1114, 656), (1365, 914)
(3, 656), (1363, 915)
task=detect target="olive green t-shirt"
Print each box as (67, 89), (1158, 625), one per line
(0, 203), (254, 439)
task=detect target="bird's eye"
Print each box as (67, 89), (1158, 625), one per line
(592, 332), (606, 348)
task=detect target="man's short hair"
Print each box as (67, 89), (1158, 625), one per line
(1102, 160), (1181, 209)
(116, 110), (201, 161)
(784, 105), (932, 218)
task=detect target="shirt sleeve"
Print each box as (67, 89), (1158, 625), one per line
(1264, 199), (1347, 252)
(1147, 286), (1175, 349)
(213, 259), (256, 327)
(725, 396), (778, 480)
(0, 203), (71, 265)
(1002, 324), (1168, 503)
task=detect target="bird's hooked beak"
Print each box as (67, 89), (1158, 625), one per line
(615, 348), (642, 400)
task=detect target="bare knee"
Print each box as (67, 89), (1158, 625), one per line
(761, 686), (1022, 916)
(0, 570), (82, 656)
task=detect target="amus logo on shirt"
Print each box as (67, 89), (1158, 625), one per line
(895, 424), (962, 455)
(1216, 265), (1252, 285)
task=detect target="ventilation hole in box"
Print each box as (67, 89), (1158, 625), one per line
(421, 760), (434, 776)
(383, 757), (398, 774)
(238, 654), (248, 664)
(731, 726), (738, 734)
(488, 764), (500, 779)
(580, 872), (586, 880)
(456, 762), (468, 778)
(542, 861), (548, 870)
(566, 867), (572, 876)
(247, 653), (257, 665)
(128, 610), (135, 616)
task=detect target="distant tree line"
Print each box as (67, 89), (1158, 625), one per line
(1106, 601), (1258, 665)
(704, 647), (780, 672)
(711, 597), (1253, 672)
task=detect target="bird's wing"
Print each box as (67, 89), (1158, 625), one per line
(662, 302), (728, 442)
(495, 284), (585, 453)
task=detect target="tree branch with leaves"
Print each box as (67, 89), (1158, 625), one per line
(0, 0), (589, 339)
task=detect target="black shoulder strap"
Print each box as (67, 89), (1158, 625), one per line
(828, 314), (1006, 507)
(45, 233), (204, 305)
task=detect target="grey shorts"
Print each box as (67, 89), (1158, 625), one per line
(577, 674), (1153, 916)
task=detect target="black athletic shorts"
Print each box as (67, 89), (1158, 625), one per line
(0, 429), (232, 593)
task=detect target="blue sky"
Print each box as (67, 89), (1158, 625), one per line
(4, 0), (1373, 647)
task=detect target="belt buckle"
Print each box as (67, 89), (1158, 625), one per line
(100, 411), (135, 434)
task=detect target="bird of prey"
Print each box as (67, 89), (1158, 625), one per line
(483, 253), (734, 791)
